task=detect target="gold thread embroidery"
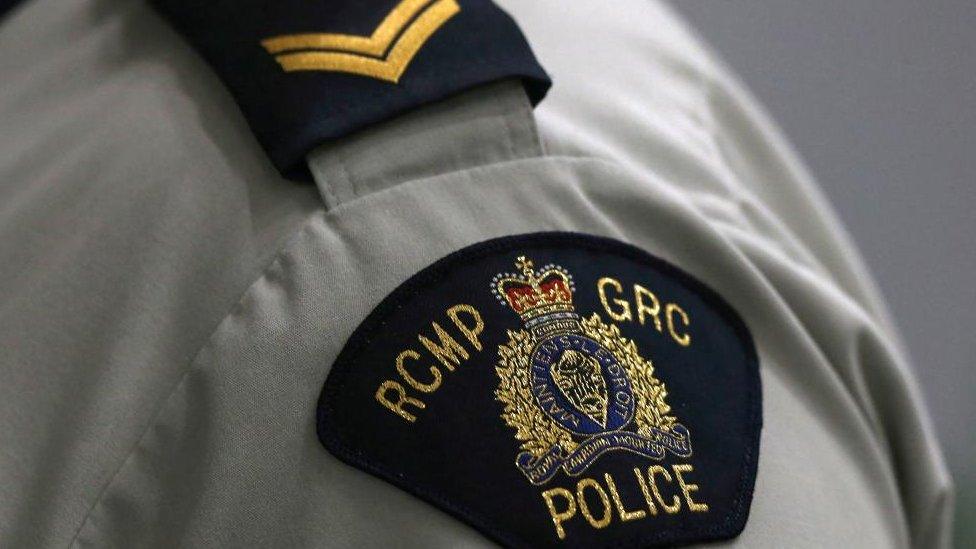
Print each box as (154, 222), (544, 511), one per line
(541, 487), (577, 540)
(446, 304), (484, 351)
(673, 463), (710, 512)
(594, 277), (694, 348)
(597, 276), (632, 322)
(575, 478), (612, 529)
(375, 303), (485, 423)
(647, 465), (682, 514)
(493, 257), (693, 487)
(375, 380), (425, 422)
(633, 467), (659, 515)
(418, 321), (469, 372)
(537, 466), (704, 538)
(665, 302), (692, 347)
(395, 349), (442, 393)
(605, 472), (647, 522)
(261, 0), (430, 56)
(634, 284), (663, 332)
(261, 0), (460, 82)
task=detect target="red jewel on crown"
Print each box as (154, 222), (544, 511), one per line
(492, 256), (576, 325)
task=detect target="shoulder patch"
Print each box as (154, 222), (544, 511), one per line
(318, 232), (761, 547)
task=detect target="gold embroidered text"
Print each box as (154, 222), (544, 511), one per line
(375, 303), (484, 422)
(597, 277), (692, 347)
(541, 463), (708, 540)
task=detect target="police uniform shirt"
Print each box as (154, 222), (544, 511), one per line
(0, 1), (952, 548)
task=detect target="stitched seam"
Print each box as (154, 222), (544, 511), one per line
(312, 82), (543, 206)
(314, 112), (549, 209)
(318, 169), (341, 209)
(268, 56), (549, 170)
(337, 147), (357, 203)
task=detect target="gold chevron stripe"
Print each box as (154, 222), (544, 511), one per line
(260, 0), (460, 83)
(261, 0), (431, 57)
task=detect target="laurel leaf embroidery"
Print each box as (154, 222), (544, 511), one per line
(494, 315), (677, 457)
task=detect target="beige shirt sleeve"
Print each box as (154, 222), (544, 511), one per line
(505, 1), (953, 545)
(0, 0), (951, 547)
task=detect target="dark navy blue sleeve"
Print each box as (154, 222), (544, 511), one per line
(150, 0), (551, 181)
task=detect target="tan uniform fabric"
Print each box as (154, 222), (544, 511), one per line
(0, 0), (951, 547)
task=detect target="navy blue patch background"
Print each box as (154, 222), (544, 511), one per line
(318, 233), (761, 548)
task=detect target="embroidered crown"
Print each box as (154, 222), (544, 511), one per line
(492, 256), (576, 327)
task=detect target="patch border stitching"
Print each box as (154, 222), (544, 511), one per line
(316, 231), (762, 548)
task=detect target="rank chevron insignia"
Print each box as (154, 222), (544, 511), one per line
(492, 256), (693, 485)
(260, 0), (461, 83)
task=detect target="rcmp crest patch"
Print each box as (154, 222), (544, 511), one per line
(492, 257), (693, 485)
(317, 233), (761, 548)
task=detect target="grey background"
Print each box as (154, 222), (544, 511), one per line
(669, 1), (975, 545)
